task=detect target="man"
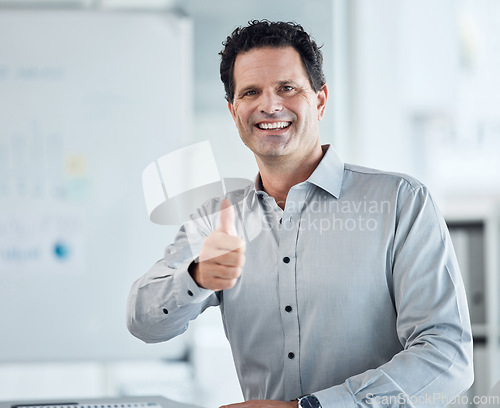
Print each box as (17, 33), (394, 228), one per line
(127, 20), (473, 407)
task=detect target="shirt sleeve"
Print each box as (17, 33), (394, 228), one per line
(126, 204), (221, 344)
(314, 185), (474, 407)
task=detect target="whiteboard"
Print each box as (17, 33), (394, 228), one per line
(0, 10), (193, 362)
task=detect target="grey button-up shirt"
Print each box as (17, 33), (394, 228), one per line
(127, 145), (473, 407)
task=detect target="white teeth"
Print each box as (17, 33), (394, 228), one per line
(258, 121), (291, 130)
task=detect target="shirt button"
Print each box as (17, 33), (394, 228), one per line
(162, 308), (169, 315)
(288, 352), (295, 359)
(187, 290), (193, 296)
(285, 305), (292, 313)
(279, 218), (282, 224)
(283, 257), (290, 264)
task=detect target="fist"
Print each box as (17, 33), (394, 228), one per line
(191, 199), (246, 291)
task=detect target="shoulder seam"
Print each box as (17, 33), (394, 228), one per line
(344, 164), (424, 194)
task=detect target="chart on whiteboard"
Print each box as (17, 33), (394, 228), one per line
(0, 120), (86, 275)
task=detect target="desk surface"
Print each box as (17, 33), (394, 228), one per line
(0, 396), (202, 408)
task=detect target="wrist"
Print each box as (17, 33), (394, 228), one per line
(188, 258), (202, 287)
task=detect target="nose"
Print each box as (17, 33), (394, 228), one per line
(258, 90), (283, 114)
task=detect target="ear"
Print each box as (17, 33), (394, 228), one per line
(228, 101), (237, 122)
(316, 84), (328, 121)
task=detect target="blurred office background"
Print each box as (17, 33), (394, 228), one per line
(0, 0), (499, 406)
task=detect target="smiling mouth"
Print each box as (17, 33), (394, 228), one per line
(256, 121), (292, 130)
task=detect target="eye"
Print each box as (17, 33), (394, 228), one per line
(243, 90), (257, 97)
(280, 85), (294, 92)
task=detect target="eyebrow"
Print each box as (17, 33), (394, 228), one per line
(278, 80), (297, 86)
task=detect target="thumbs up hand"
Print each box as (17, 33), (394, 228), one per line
(190, 199), (246, 291)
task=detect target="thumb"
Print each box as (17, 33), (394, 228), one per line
(217, 199), (238, 236)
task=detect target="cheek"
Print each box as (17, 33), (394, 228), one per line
(289, 96), (313, 116)
(299, 93), (313, 106)
(290, 104), (310, 124)
(233, 103), (250, 123)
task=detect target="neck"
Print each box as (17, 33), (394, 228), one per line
(257, 143), (325, 210)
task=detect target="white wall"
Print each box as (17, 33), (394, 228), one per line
(349, 0), (500, 202)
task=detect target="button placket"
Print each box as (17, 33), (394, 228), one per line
(276, 185), (309, 399)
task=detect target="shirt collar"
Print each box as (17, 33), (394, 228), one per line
(253, 144), (344, 199)
(307, 144), (344, 199)
(254, 174), (264, 192)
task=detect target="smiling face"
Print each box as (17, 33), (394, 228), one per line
(228, 46), (327, 168)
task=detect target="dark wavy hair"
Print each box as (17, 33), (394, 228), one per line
(219, 20), (325, 104)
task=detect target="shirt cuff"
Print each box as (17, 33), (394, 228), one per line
(314, 383), (355, 408)
(173, 258), (213, 307)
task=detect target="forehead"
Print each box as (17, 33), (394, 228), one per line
(232, 46), (309, 88)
